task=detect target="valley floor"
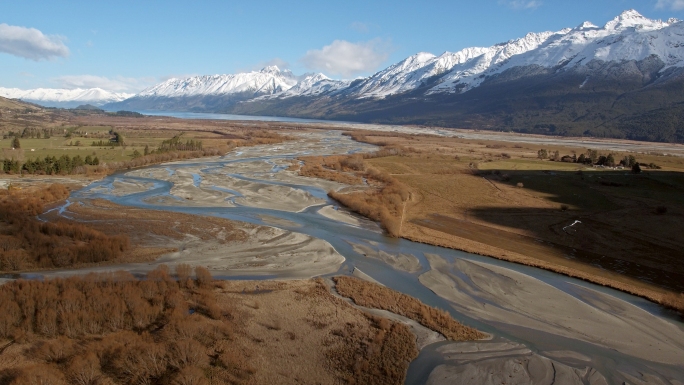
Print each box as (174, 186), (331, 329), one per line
(320, 129), (684, 311)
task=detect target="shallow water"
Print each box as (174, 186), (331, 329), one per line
(41, 130), (684, 383)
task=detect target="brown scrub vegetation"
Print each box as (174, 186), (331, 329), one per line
(0, 266), (241, 385)
(298, 156), (365, 185)
(0, 272), (424, 385)
(327, 168), (409, 237)
(334, 276), (486, 341)
(293, 146), (413, 237)
(0, 184), (129, 271)
(662, 292), (684, 316)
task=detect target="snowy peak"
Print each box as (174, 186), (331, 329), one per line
(260, 65), (282, 74)
(604, 9), (669, 31)
(137, 67), (298, 98)
(0, 87), (133, 106)
(576, 21), (599, 30)
(264, 72), (349, 98)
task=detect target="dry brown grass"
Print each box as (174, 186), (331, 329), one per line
(294, 150), (412, 237)
(327, 167), (409, 237)
(215, 278), (419, 385)
(333, 276), (486, 341)
(322, 130), (684, 314)
(661, 292), (684, 316)
(300, 165), (363, 184)
(298, 155), (364, 185)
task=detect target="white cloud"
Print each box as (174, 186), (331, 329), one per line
(53, 75), (156, 93)
(0, 23), (69, 60)
(301, 39), (391, 77)
(350, 22), (370, 33)
(498, 0), (542, 9)
(656, 0), (684, 10)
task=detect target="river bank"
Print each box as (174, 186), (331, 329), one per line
(4, 129), (682, 384)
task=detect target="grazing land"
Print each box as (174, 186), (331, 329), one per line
(317, 130), (684, 312)
(0, 98), (293, 178)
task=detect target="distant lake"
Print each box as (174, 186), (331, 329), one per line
(135, 110), (358, 125)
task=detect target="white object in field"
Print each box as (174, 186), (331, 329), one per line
(563, 220), (582, 234)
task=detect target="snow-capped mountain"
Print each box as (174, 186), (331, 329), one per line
(269, 10), (682, 99)
(261, 73), (350, 98)
(137, 66), (298, 98)
(117, 10), (684, 103)
(105, 10), (684, 142)
(109, 66), (303, 111)
(0, 87), (133, 108)
(428, 10), (683, 94)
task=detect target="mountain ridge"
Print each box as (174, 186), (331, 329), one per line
(0, 87), (133, 108)
(103, 10), (684, 143)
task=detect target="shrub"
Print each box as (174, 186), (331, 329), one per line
(195, 266), (213, 288)
(0, 272), (243, 385)
(0, 186), (129, 271)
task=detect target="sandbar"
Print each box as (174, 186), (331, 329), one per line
(418, 253), (684, 365)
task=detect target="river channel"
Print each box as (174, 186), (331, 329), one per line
(39, 130), (684, 383)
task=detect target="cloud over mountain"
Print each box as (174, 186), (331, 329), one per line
(656, 0), (684, 11)
(301, 39), (391, 77)
(53, 74), (155, 93)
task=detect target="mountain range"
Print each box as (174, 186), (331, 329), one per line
(0, 87), (133, 108)
(7, 10), (684, 142)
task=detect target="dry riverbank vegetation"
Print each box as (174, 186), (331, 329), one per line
(296, 149), (412, 236)
(323, 129), (684, 315)
(334, 276), (486, 341)
(0, 184), (130, 271)
(0, 269), (424, 385)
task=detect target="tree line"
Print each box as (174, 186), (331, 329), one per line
(9, 155), (100, 175)
(537, 148), (659, 171)
(0, 265), (256, 384)
(3, 127), (57, 140)
(156, 134), (203, 153)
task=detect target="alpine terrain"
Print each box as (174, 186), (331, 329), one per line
(0, 87), (133, 108)
(110, 10), (684, 142)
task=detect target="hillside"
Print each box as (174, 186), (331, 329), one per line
(104, 10), (684, 143)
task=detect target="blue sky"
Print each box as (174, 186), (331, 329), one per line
(1, 0), (683, 92)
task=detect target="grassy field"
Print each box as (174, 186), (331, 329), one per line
(1, 129), (225, 165)
(0, 99), (297, 176)
(319, 130), (684, 311)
